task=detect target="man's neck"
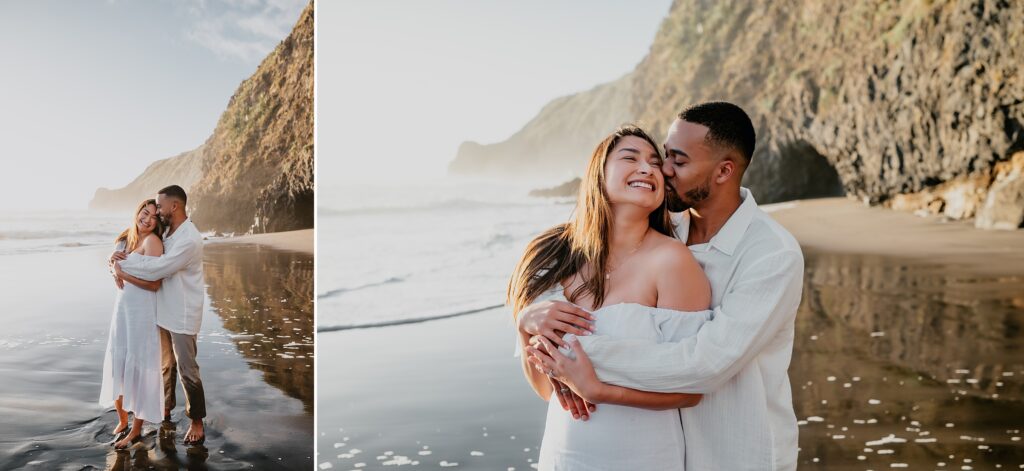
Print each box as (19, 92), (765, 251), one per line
(687, 188), (742, 245)
(167, 213), (188, 235)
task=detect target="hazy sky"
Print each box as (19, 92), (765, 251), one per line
(0, 0), (307, 211)
(318, 0), (673, 186)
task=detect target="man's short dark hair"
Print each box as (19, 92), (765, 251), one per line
(158, 185), (188, 205)
(679, 102), (756, 164)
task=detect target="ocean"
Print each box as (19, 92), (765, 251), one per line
(317, 180), (576, 331)
(0, 210), (129, 257)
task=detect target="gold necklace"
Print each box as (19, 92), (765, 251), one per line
(605, 228), (649, 280)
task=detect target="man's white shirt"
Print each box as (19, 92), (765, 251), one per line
(574, 187), (804, 471)
(119, 218), (205, 335)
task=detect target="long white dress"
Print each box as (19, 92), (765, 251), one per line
(533, 290), (709, 471)
(98, 244), (164, 423)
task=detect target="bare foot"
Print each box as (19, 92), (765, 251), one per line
(113, 419), (129, 435)
(183, 419), (205, 445)
(114, 426), (142, 450)
(113, 408), (130, 436)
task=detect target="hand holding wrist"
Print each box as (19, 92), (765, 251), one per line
(576, 375), (606, 404)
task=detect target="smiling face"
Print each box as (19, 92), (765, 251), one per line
(154, 193), (175, 225)
(661, 118), (732, 210)
(136, 202), (158, 236)
(603, 135), (665, 212)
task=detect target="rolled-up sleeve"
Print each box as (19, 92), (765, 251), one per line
(574, 249), (803, 393)
(119, 236), (198, 281)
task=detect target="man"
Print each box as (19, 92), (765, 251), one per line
(111, 184), (207, 446)
(521, 102), (804, 470)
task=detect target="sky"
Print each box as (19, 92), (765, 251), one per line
(317, 0), (674, 187)
(0, 0), (307, 211)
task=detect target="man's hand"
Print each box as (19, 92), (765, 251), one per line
(113, 273), (124, 290)
(112, 261), (127, 281)
(109, 250), (127, 267)
(517, 300), (595, 347)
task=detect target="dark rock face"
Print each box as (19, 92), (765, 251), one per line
(450, 0), (1024, 223)
(89, 3), (313, 235)
(630, 0), (1023, 209)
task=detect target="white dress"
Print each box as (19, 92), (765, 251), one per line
(99, 244), (164, 423)
(534, 290), (708, 471)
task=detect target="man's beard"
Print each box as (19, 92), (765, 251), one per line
(666, 174), (712, 212)
(665, 186), (688, 212)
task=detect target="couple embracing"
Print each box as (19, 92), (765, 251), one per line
(99, 185), (207, 450)
(512, 102), (804, 470)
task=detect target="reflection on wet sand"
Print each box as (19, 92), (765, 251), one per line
(793, 250), (1024, 469)
(103, 426), (210, 471)
(0, 243), (312, 469)
(203, 243), (314, 412)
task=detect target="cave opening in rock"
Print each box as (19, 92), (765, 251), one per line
(742, 139), (845, 204)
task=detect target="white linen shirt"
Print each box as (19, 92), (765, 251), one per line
(119, 218), (205, 335)
(574, 187), (804, 471)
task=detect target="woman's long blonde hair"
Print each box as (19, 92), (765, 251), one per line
(507, 125), (673, 316)
(115, 199), (163, 253)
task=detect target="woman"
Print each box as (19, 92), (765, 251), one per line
(99, 199), (165, 450)
(509, 125), (711, 469)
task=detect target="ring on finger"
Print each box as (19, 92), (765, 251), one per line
(560, 387), (569, 393)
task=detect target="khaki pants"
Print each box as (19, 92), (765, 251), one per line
(159, 327), (207, 420)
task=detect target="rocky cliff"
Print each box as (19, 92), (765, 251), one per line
(90, 145), (206, 211)
(452, 0), (1024, 229)
(449, 73), (635, 176)
(90, 2), (313, 234)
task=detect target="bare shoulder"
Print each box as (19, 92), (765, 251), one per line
(648, 233), (699, 272)
(648, 233), (711, 311)
(142, 234), (164, 255)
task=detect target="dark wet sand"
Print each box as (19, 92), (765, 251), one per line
(0, 241), (313, 470)
(317, 307), (544, 471)
(317, 204), (1024, 470)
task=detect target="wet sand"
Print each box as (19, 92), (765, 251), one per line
(208, 229), (313, 254)
(770, 197), (1024, 276)
(317, 308), (544, 470)
(317, 199), (1024, 470)
(0, 238), (313, 470)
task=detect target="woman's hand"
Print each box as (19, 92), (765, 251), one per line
(546, 375), (597, 421)
(526, 335), (604, 406)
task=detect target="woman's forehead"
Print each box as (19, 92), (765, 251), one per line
(614, 135), (657, 153)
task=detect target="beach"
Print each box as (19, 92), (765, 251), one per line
(0, 230), (313, 470)
(317, 193), (1024, 470)
(208, 229), (313, 254)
